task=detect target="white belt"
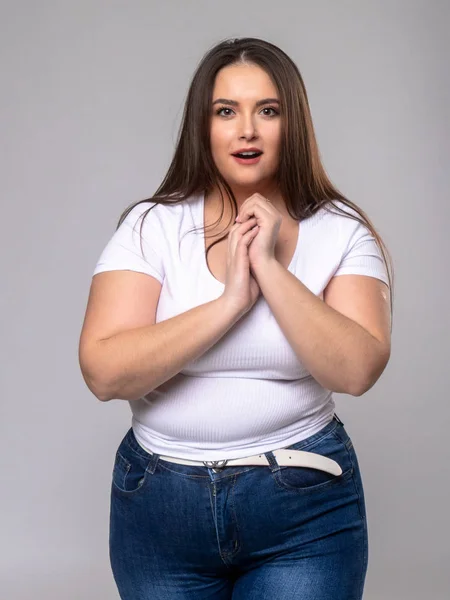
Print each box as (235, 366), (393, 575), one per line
(141, 443), (342, 476)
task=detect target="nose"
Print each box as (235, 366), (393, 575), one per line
(238, 113), (258, 140)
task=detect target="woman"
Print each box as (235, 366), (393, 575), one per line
(79, 37), (393, 600)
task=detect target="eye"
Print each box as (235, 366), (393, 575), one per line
(216, 107), (234, 117)
(261, 107), (279, 116)
(215, 106), (279, 117)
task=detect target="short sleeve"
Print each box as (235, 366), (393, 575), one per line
(333, 217), (389, 287)
(92, 203), (165, 283)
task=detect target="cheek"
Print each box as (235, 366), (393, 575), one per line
(210, 130), (233, 164)
(210, 119), (235, 142)
(269, 132), (282, 163)
(269, 124), (282, 149)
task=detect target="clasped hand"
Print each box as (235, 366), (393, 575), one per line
(235, 193), (282, 271)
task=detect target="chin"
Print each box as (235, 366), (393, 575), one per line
(228, 171), (267, 183)
(229, 180), (264, 192)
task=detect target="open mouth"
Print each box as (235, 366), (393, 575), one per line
(232, 151), (263, 159)
(232, 151), (263, 164)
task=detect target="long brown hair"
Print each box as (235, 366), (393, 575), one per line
(116, 36), (394, 324)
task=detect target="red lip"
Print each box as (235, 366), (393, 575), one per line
(231, 147), (263, 155)
(232, 154), (262, 165)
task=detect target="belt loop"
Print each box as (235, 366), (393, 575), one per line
(334, 413), (344, 427)
(264, 450), (280, 472)
(146, 451), (160, 474)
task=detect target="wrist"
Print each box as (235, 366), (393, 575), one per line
(215, 296), (245, 324)
(251, 257), (278, 280)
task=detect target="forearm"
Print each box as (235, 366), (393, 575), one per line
(253, 259), (389, 395)
(90, 297), (240, 402)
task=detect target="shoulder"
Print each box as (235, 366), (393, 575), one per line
(121, 199), (173, 226)
(320, 200), (363, 224)
(319, 200), (374, 242)
(120, 194), (198, 232)
(303, 200), (363, 244)
(304, 200), (358, 227)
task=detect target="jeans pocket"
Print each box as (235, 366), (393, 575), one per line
(271, 429), (354, 494)
(111, 433), (154, 496)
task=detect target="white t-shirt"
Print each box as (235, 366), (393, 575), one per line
(93, 191), (389, 460)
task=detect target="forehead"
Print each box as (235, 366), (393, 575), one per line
(212, 64), (278, 98)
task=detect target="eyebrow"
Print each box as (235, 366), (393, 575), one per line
(212, 97), (280, 107)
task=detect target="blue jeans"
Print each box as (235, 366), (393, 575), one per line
(109, 415), (368, 599)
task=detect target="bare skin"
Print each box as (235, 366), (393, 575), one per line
(206, 62), (301, 284)
(203, 190), (300, 285)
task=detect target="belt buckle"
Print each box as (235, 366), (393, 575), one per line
(202, 459), (228, 472)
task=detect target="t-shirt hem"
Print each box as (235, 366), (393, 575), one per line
(131, 409), (335, 461)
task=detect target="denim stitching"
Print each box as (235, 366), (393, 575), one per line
(230, 474), (241, 556)
(115, 452), (131, 489)
(124, 430), (260, 478)
(272, 463), (354, 495)
(358, 520), (368, 599)
(208, 481), (215, 520)
(286, 420), (339, 453)
(125, 435), (152, 461)
(117, 451), (131, 471)
(264, 420), (341, 475)
(157, 461), (255, 479)
(122, 419), (340, 481)
(220, 474), (241, 558)
(113, 452), (148, 494)
(116, 451), (131, 469)
(331, 430), (366, 523)
(269, 423), (355, 494)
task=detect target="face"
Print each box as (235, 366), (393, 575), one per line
(209, 63), (282, 197)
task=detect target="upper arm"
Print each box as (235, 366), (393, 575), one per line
(78, 270), (162, 381)
(325, 206), (392, 356)
(80, 200), (165, 365)
(323, 274), (391, 355)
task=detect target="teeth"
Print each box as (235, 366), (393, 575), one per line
(237, 151), (259, 157)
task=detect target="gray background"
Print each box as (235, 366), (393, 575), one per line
(1, 1), (449, 598)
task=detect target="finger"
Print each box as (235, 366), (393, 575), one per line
(231, 217), (257, 232)
(239, 225), (259, 248)
(229, 218), (257, 255)
(238, 203), (272, 223)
